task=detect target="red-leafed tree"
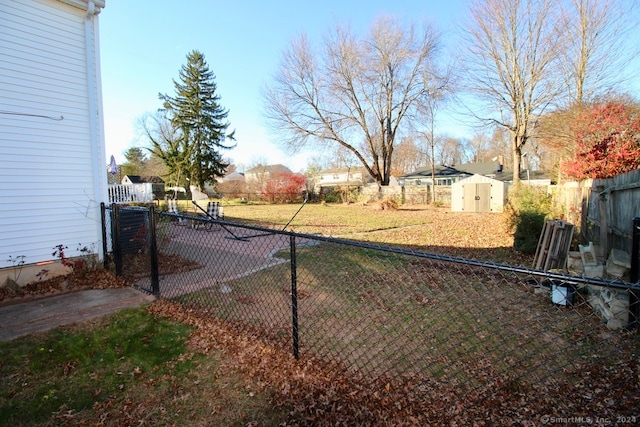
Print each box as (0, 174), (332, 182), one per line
(561, 102), (640, 180)
(261, 172), (306, 204)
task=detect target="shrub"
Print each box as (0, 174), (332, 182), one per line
(322, 191), (341, 203)
(379, 196), (399, 211)
(505, 186), (553, 254)
(261, 172), (306, 203)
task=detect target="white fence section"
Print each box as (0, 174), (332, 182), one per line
(108, 184), (154, 204)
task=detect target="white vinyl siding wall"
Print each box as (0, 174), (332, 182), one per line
(0, 0), (106, 268)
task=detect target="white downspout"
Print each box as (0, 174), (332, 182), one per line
(85, 1), (108, 260)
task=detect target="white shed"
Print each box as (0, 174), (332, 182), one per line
(451, 174), (508, 213)
(0, 0), (107, 282)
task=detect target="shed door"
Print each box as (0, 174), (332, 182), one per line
(462, 183), (492, 212)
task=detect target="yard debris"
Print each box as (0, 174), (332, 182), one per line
(0, 269), (128, 304)
(147, 299), (640, 426)
(0, 253), (199, 305)
(1, 278), (20, 294)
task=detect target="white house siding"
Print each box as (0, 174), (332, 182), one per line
(0, 0), (107, 269)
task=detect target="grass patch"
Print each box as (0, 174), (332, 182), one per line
(174, 240), (638, 394)
(220, 203), (533, 264)
(0, 307), (288, 426)
(224, 202), (435, 234)
(0, 308), (190, 425)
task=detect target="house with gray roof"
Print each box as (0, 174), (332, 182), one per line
(313, 167), (374, 193)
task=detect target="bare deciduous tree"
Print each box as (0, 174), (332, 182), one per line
(438, 137), (469, 166)
(468, 132), (491, 163)
(460, 0), (563, 185)
(416, 70), (453, 203)
(530, 0), (639, 182)
(391, 137), (422, 177)
(560, 0), (639, 106)
(264, 16), (443, 187)
(418, 116), (444, 203)
(138, 111), (188, 190)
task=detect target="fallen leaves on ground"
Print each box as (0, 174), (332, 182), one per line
(0, 253), (199, 304)
(0, 269), (128, 303)
(147, 300), (640, 426)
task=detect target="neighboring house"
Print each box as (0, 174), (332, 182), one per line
(214, 170), (246, 198)
(245, 164), (292, 182)
(400, 160), (533, 186)
(314, 167), (373, 193)
(221, 170), (246, 183)
(403, 160), (551, 209)
(0, 0), (107, 284)
(107, 175), (165, 203)
(400, 161), (508, 206)
(122, 175), (165, 196)
(455, 160), (551, 185)
(400, 165), (475, 187)
(455, 161), (509, 180)
(244, 164), (293, 192)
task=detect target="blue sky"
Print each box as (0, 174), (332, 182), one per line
(99, 0), (468, 172)
(99, 1), (639, 173)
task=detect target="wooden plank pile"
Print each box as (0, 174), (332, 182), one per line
(533, 219), (575, 270)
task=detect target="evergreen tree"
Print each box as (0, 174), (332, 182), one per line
(159, 50), (235, 189)
(120, 147), (147, 176)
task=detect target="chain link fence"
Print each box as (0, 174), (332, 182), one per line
(102, 203), (640, 421)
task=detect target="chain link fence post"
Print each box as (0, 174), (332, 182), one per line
(110, 203), (123, 277)
(100, 202), (109, 269)
(148, 204), (160, 296)
(290, 234), (299, 360)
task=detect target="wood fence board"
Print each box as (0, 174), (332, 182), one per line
(551, 170), (640, 255)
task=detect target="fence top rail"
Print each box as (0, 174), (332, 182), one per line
(149, 207), (640, 292)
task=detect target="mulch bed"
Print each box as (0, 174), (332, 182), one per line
(0, 269), (128, 307)
(0, 252), (201, 307)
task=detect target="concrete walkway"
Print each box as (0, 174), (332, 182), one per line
(0, 288), (156, 342)
(0, 223), (308, 343)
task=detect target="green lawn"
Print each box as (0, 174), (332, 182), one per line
(0, 308), (288, 426)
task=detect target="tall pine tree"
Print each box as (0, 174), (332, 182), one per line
(120, 147), (147, 176)
(159, 50), (235, 189)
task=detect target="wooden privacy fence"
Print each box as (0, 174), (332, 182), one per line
(549, 169), (640, 256)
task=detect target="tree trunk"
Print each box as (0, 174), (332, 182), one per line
(512, 136), (522, 186)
